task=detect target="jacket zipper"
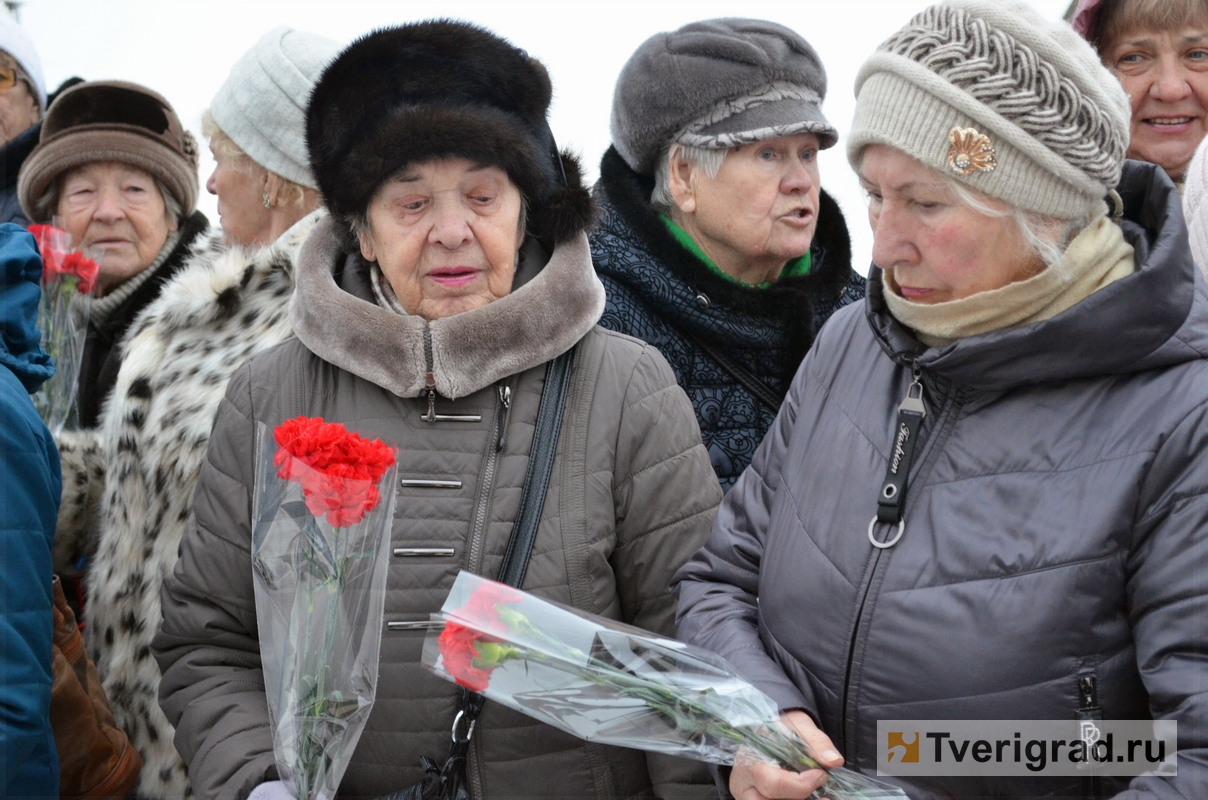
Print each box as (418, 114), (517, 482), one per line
(423, 327), (437, 423)
(466, 383), (509, 577)
(465, 383), (512, 800)
(839, 360), (963, 753)
(1078, 675), (1103, 800)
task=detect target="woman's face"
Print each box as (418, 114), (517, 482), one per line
(859, 145), (1040, 304)
(57, 161), (177, 296)
(1104, 25), (1208, 181)
(671, 133), (820, 282)
(358, 157), (523, 321)
(206, 140), (272, 248)
(0, 60), (38, 147)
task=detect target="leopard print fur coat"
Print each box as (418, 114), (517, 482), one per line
(54, 209), (324, 798)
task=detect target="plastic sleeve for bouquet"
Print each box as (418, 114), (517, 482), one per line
(251, 420), (399, 800)
(29, 225), (100, 435)
(422, 571), (906, 800)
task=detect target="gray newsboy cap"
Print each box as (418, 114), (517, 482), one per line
(611, 18), (838, 176)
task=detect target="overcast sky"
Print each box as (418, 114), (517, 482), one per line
(17, 0), (1073, 268)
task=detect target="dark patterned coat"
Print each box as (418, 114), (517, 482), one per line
(589, 147), (864, 491)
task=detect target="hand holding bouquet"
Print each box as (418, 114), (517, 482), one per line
(422, 572), (906, 800)
(252, 417), (399, 800)
(28, 223), (100, 434)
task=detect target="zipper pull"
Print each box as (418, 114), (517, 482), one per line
(423, 327), (436, 423)
(900, 361), (927, 419)
(496, 384), (512, 451)
(869, 360), (927, 549)
(1077, 676), (1103, 797)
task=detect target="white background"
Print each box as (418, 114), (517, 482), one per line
(17, 0), (1074, 270)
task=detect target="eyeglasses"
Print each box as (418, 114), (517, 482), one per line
(0, 67), (26, 93)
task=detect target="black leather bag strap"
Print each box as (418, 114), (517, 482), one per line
(380, 346), (578, 800)
(456, 345), (576, 721)
(497, 345), (576, 587)
(686, 331), (784, 413)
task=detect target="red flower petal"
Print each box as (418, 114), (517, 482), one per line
(272, 416), (396, 527)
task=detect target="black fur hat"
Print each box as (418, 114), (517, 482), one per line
(306, 20), (593, 248)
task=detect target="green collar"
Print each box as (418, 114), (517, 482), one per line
(660, 214), (810, 288)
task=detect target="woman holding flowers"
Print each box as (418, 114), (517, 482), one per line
(43, 30), (340, 800)
(154, 21), (720, 800)
(676, 2), (1208, 799)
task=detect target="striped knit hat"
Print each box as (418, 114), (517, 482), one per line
(847, 0), (1130, 220)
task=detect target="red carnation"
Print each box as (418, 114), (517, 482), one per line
(437, 622), (495, 692)
(437, 582), (526, 691)
(273, 416), (396, 527)
(29, 224), (99, 294)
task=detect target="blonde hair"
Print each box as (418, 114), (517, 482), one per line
(201, 109), (309, 208)
(1093, 0), (1208, 52)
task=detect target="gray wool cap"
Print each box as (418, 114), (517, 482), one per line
(611, 18), (838, 176)
(210, 27), (341, 190)
(847, 0), (1130, 220)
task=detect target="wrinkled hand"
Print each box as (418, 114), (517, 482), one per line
(729, 710), (844, 800)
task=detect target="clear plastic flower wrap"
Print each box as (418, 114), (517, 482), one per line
(29, 222), (100, 434)
(252, 417), (400, 800)
(422, 571), (906, 800)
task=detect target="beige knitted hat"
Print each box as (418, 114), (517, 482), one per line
(847, 0), (1130, 220)
(19, 81), (199, 223)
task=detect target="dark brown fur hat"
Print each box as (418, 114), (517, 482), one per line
(307, 20), (593, 248)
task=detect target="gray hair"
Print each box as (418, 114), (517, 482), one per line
(651, 143), (727, 213)
(854, 148), (1086, 279)
(934, 169), (1086, 277)
(35, 171), (183, 226)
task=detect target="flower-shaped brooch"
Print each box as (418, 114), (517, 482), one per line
(947, 127), (996, 176)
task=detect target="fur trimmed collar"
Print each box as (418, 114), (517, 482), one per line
(134, 209), (323, 336)
(290, 215), (605, 399)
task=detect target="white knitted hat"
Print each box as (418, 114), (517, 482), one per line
(1183, 138), (1208, 278)
(847, 0), (1131, 220)
(210, 27), (341, 190)
(0, 14), (44, 109)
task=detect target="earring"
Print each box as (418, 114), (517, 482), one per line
(262, 191), (273, 209)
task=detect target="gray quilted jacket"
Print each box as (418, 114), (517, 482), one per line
(675, 161), (1208, 800)
(153, 220), (721, 799)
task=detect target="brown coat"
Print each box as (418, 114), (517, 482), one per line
(153, 220), (721, 799)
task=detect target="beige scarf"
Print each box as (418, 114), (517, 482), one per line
(882, 214), (1136, 348)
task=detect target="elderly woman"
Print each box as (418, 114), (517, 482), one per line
(1073, 0), (1208, 190)
(0, 15), (45, 225)
(153, 21), (720, 800)
(591, 19), (863, 492)
(676, 2), (1208, 799)
(18, 80), (208, 428)
(42, 30), (341, 800)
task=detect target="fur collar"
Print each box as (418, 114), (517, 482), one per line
(595, 146), (853, 322)
(291, 215), (605, 399)
(129, 209), (323, 337)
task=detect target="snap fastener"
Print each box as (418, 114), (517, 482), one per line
(695, 293), (710, 309)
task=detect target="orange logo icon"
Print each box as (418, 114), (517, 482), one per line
(887, 731), (919, 763)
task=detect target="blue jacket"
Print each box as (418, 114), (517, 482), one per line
(0, 222), (60, 797)
(590, 147), (864, 491)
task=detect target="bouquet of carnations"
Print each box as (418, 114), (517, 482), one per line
(423, 572), (905, 800)
(28, 222), (100, 434)
(252, 416), (400, 800)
